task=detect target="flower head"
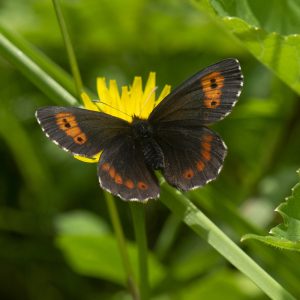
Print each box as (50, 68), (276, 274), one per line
(75, 73), (171, 163)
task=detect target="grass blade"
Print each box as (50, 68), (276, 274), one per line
(0, 32), (77, 105)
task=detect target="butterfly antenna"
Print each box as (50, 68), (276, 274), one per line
(139, 86), (158, 117)
(92, 99), (131, 118)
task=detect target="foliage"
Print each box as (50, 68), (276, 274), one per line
(55, 210), (165, 286)
(194, 0), (300, 94)
(243, 169), (300, 251)
(1, 0), (300, 300)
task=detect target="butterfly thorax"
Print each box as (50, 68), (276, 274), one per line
(131, 117), (165, 170)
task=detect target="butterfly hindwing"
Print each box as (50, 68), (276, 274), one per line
(149, 58), (243, 125)
(36, 106), (130, 157)
(154, 124), (227, 191)
(98, 135), (160, 201)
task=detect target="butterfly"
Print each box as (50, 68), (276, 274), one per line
(36, 59), (243, 201)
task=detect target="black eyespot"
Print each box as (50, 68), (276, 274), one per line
(65, 123), (71, 128)
(77, 137), (83, 142)
(211, 83), (218, 89)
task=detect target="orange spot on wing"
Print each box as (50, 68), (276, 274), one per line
(138, 182), (148, 190)
(125, 180), (134, 189)
(202, 142), (211, 152)
(115, 174), (123, 185)
(197, 161), (205, 171)
(201, 72), (224, 109)
(101, 163), (110, 171)
(201, 134), (213, 161)
(183, 168), (194, 179)
(204, 98), (221, 109)
(56, 112), (87, 144)
(203, 134), (213, 143)
(109, 167), (116, 178)
(201, 150), (211, 161)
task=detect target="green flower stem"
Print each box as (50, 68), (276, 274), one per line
(0, 33), (77, 106)
(52, 0), (83, 100)
(160, 181), (296, 300)
(130, 202), (149, 300)
(104, 192), (140, 300)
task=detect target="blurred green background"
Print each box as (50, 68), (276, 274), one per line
(1, 0), (300, 299)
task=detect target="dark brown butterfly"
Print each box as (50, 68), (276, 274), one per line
(36, 59), (243, 201)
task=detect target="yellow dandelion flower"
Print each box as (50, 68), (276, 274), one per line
(74, 73), (171, 163)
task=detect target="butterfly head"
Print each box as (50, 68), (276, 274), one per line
(132, 117), (153, 139)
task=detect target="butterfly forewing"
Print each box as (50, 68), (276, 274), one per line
(149, 58), (243, 125)
(98, 135), (160, 201)
(36, 106), (130, 157)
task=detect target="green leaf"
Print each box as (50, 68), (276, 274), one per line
(194, 0), (300, 95)
(54, 210), (110, 235)
(208, 0), (300, 35)
(56, 234), (165, 287)
(242, 169), (300, 252)
(175, 269), (261, 300)
(171, 248), (221, 281)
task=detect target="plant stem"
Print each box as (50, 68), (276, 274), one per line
(52, 0), (83, 100)
(131, 202), (149, 300)
(160, 181), (296, 300)
(104, 192), (139, 300)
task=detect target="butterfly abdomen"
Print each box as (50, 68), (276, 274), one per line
(132, 118), (164, 170)
(140, 138), (165, 170)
